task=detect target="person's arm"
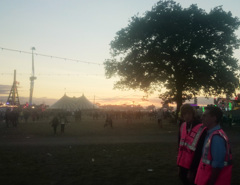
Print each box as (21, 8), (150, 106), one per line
(206, 135), (226, 184)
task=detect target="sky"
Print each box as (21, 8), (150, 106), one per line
(0, 0), (240, 107)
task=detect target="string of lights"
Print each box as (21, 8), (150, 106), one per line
(0, 46), (103, 66)
(0, 73), (104, 76)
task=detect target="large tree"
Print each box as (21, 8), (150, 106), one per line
(104, 0), (240, 115)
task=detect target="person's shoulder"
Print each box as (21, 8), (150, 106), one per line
(211, 134), (226, 145)
(179, 120), (185, 127)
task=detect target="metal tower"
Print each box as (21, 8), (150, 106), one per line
(29, 47), (37, 105)
(7, 69), (20, 105)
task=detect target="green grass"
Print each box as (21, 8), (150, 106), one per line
(0, 143), (179, 185)
(0, 116), (239, 185)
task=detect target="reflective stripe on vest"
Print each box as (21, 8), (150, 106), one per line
(202, 158), (232, 166)
(179, 124), (204, 151)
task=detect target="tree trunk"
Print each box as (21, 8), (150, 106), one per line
(175, 85), (183, 122)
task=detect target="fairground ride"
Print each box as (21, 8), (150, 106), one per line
(29, 47), (37, 106)
(6, 69), (20, 106)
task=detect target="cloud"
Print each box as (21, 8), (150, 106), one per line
(0, 95), (58, 106)
(0, 85), (11, 95)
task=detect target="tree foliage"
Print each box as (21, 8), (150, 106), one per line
(104, 0), (240, 113)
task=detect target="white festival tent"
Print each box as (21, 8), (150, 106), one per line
(49, 94), (98, 111)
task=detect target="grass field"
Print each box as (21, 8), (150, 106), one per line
(0, 115), (239, 185)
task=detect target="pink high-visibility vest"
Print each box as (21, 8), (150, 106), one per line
(195, 129), (232, 185)
(177, 122), (205, 169)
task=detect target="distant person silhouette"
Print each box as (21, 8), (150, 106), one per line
(50, 115), (59, 135)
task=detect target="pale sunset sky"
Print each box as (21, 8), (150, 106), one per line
(0, 0), (240, 107)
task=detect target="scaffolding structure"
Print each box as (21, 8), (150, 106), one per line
(7, 69), (20, 106)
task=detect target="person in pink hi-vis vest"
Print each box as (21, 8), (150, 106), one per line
(195, 106), (232, 185)
(177, 104), (207, 185)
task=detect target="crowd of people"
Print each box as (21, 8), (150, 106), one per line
(0, 107), (170, 132)
(0, 107), (46, 127)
